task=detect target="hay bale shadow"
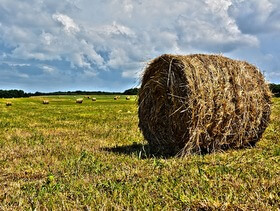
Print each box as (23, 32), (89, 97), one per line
(102, 143), (176, 159)
(102, 142), (257, 159)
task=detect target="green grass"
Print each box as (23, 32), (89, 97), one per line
(0, 96), (279, 210)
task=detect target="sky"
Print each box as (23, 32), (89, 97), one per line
(0, 0), (279, 92)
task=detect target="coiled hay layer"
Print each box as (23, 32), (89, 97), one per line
(138, 54), (271, 156)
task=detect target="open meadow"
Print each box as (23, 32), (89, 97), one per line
(0, 96), (279, 210)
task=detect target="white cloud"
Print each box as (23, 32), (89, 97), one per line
(18, 73), (29, 78)
(52, 13), (80, 34)
(0, 0), (279, 90)
(229, 0), (280, 34)
(102, 22), (135, 37)
(40, 31), (55, 45)
(42, 65), (55, 73)
(9, 63), (30, 67)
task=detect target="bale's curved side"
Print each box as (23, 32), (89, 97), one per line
(138, 54), (271, 155)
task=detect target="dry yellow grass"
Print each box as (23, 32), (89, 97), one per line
(0, 95), (279, 210)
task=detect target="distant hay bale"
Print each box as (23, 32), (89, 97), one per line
(114, 96), (118, 100)
(126, 96), (131, 100)
(76, 98), (83, 103)
(138, 54), (272, 156)
(92, 98), (97, 101)
(43, 100), (49, 104)
(6, 102), (12, 106)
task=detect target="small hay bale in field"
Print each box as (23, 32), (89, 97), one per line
(138, 54), (272, 156)
(92, 97), (97, 101)
(6, 102), (12, 106)
(43, 100), (49, 104)
(114, 96), (118, 100)
(76, 98), (83, 103)
(126, 96), (131, 100)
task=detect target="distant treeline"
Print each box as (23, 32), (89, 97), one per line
(30, 90), (123, 96)
(1, 85), (279, 98)
(269, 84), (280, 97)
(123, 88), (139, 95)
(0, 88), (138, 98)
(0, 90), (29, 98)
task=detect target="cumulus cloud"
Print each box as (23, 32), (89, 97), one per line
(52, 13), (80, 34)
(42, 65), (55, 74)
(0, 0), (279, 91)
(229, 0), (280, 34)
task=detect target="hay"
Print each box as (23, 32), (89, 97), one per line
(43, 100), (49, 104)
(92, 98), (97, 101)
(114, 96), (118, 100)
(126, 96), (131, 100)
(76, 98), (83, 103)
(6, 102), (12, 106)
(138, 54), (272, 156)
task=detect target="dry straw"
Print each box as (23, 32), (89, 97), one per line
(43, 100), (49, 104)
(138, 54), (272, 156)
(126, 96), (131, 100)
(6, 102), (12, 106)
(92, 98), (97, 101)
(76, 98), (83, 103)
(114, 96), (118, 100)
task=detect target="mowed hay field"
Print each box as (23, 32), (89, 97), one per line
(0, 96), (279, 210)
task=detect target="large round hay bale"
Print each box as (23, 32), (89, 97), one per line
(76, 98), (83, 103)
(92, 97), (97, 101)
(126, 96), (131, 100)
(6, 102), (12, 106)
(43, 100), (49, 104)
(138, 54), (271, 156)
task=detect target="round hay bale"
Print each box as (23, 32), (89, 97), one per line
(76, 98), (83, 103)
(126, 96), (131, 100)
(92, 97), (97, 101)
(138, 54), (272, 156)
(43, 100), (49, 104)
(114, 96), (118, 100)
(6, 102), (12, 106)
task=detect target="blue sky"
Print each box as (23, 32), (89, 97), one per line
(0, 0), (279, 92)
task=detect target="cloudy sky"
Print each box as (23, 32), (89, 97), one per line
(0, 0), (279, 92)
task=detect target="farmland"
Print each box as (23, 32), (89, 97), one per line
(0, 96), (279, 210)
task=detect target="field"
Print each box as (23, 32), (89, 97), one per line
(0, 96), (279, 210)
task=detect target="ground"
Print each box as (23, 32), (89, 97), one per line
(0, 96), (279, 210)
